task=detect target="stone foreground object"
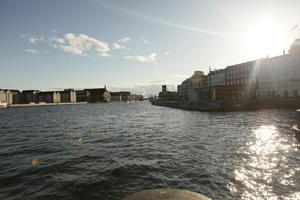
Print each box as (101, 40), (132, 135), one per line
(122, 189), (212, 200)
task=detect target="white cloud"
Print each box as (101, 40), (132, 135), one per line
(59, 45), (83, 55)
(52, 44), (59, 48)
(49, 37), (65, 44)
(111, 43), (126, 50)
(52, 33), (110, 56)
(25, 48), (39, 54)
(52, 29), (59, 33)
(165, 51), (170, 56)
(118, 37), (131, 42)
(124, 53), (157, 63)
(99, 52), (112, 57)
(29, 36), (43, 44)
(140, 37), (150, 44)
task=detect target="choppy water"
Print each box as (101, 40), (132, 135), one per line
(0, 102), (300, 200)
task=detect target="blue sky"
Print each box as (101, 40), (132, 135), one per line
(1, 0), (300, 96)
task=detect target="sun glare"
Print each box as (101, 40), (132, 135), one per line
(246, 19), (286, 58)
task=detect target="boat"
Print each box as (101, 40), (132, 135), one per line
(0, 102), (8, 108)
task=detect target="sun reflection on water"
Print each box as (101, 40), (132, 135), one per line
(228, 125), (300, 200)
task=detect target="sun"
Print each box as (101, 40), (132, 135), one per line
(246, 19), (286, 58)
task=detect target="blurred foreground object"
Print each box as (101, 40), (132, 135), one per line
(122, 189), (212, 200)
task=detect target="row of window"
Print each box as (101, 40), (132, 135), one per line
(227, 72), (250, 78)
(225, 79), (250, 85)
(260, 90), (299, 97)
(227, 67), (251, 74)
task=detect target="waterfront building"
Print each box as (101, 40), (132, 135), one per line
(159, 85), (177, 101)
(135, 95), (144, 101)
(177, 71), (207, 104)
(209, 85), (256, 101)
(84, 88), (111, 102)
(225, 60), (257, 87)
(38, 91), (61, 103)
(21, 90), (40, 104)
(0, 89), (10, 104)
(111, 92), (143, 102)
(110, 92), (122, 101)
(0, 89), (21, 104)
(130, 94), (137, 101)
(257, 39), (300, 99)
(75, 90), (87, 102)
(60, 89), (76, 103)
(119, 91), (131, 102)
(208, 69), (225, 88)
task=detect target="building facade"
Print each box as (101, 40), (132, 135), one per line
(225, 60), (257, 87)
(60, 89), (76, 103)
(159, 85), (177, 101)
(38, 91), (61, 103)
(110, 92), (122, 101)
(208, 69), (226, 88)
(84, 88), (111, 102)
(257, 39), (300, 99)
(0, 89), (21, 104)
(177, 71), (207, 104)
(21, 90), (40, 104)
(119, 91), (131, 102)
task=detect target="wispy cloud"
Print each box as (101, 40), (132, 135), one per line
(29, 36), (43, 44)
(99, 52), (112, 57)
(96, 1), (238, 38)
(49, 37), (65, 44)
(25, 48), (39, 54)
(118, 37), (131, 42)
(124, 53), (157, 63)
(111, 43), (126, 50)
(139, 37), (150, 44)
(51, 33), (110, 56)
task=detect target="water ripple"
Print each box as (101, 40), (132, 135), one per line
(0, 102), (300, 200)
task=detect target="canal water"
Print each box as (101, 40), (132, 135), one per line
(0, 102), (300, 200)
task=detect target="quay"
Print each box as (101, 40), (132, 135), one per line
(151, 99), (300, 111)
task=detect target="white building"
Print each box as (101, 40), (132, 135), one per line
(257, 39), (300, 99)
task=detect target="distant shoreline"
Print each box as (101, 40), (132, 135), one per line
(1, 101), (143, 108)
(9, 102), (87, 108)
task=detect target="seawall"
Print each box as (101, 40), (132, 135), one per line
(152, 99), (300, 111)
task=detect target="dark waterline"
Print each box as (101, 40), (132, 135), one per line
(0, 102), (300, 200)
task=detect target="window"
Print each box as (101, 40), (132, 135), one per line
(272, 91), (275, 98)
(294, 90), (298, 97)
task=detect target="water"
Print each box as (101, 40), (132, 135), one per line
(0, 102), (300, 200)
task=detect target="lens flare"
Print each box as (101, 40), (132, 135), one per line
(31, 159), (40, 165)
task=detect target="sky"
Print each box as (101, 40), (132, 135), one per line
(1, 0), (300, 96)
